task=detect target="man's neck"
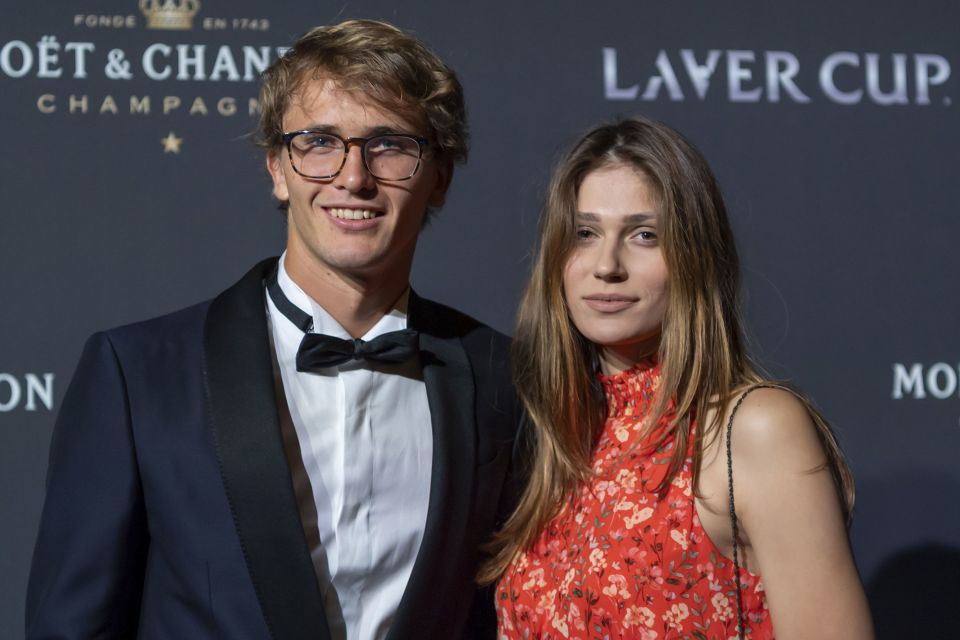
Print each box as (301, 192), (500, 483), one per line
(282, 252), (410, 338)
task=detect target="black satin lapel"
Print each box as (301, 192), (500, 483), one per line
(203, 258), (331, 640)
(388, 292), (477, 638)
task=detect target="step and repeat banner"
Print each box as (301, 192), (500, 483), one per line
(1, 1), (957, 636)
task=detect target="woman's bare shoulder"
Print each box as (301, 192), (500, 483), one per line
(721, 385), (829, 472)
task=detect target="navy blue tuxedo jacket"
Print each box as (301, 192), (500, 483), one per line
(26, 258), (522, 640)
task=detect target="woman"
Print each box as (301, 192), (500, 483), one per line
(484, 117), (873, 639)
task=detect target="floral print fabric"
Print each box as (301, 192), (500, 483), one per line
(496, 360), (773, 639)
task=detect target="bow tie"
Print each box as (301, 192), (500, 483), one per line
(296, 330), (419, 371)
(266, 264), (419, 372)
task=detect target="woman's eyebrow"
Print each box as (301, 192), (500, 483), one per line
(575, 212), (656, 223)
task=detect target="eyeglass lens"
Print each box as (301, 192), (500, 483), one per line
(289, 133), (422, 180)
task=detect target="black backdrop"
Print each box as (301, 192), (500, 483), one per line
(2, 1), (958, 637)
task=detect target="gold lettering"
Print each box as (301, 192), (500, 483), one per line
(163, 95), (182, 114)
(99, 95), (118, 114)
(217, 96), (236, 116)
(68, 94), (88, 114)
(189, 96), (208, 116)
(37, 94), (55, 113)
(130, 95), (150, 114)
(72, 14), (137, 29)
(203, 17), (228, 30)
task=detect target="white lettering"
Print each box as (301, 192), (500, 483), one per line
(0, 374), (20, 412)
(865, 53), (908, 105)
(642, 50), (683, 101)
(727, 50), (762, 102)
(820, 52), (862, 105)
(603, 48), (638, 100)
(765, 51), (811, 103)
(64, 42), (95, 79)
(37, 35), (62, 78)
(0, 40), (33, 78)
(892, 363), (925, 399)
(243, 46), (271, 81)
(926, 363), (958, 399)
(142, 43), (172, 80)
(24, 373), (54, 411)
(209, 45), (240, 81)
(176, 44), (206, 81)
(914, 54), (950, 105)
(680, 49), (721, 100)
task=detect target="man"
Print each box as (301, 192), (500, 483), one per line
(27, 20), (520, 640)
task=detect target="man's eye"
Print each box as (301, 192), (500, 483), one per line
(370, 137), (399, 150)
(301, 134), (339, 150)
(368, 136), (413, 154)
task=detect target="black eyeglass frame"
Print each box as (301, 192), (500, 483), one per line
(281, 130), (431, 181)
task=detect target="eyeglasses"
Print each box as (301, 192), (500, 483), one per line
(281, 131), (430, 181)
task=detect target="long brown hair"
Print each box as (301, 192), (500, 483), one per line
(479, 116), (854, 584)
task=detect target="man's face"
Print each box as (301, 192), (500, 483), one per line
(267, 78), (451, 286)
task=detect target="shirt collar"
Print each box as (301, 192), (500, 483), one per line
(275, 251), (409, 340)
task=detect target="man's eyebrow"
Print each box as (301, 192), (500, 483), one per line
(291, 123), (337, 133)
(366, 125), (411, 136)
(291, 124), (411, 136)
(575, 212), (657, 223)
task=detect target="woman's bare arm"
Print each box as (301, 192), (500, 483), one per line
(699, 387), (874, 639)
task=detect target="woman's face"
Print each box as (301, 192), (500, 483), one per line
(563, 164), (669, 374)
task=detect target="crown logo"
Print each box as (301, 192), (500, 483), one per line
(139, 0), (200, 30)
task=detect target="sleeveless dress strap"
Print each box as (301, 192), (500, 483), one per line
(726, 384), (778, 640)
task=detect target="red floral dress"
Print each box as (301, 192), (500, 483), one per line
(496, 360), (773, 639)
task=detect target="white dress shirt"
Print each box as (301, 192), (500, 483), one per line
(266, 255), (433, 640)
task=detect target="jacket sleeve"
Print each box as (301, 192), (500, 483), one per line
(26, 332), (148, 639)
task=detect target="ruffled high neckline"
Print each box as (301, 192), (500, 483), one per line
(597, 357), (660, 418)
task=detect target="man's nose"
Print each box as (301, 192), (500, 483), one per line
(333, 142), (376, 192)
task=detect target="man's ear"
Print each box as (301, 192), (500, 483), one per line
(427, 159), (454, 208)
(266, 149), (289, 202)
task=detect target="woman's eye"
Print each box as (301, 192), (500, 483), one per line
(634, 230), (658, 243)
(575, 228), (596, 240)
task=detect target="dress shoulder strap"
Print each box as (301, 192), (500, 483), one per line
(725, 384), (778, 640)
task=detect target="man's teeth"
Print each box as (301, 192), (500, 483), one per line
(329, 208), (378, 220)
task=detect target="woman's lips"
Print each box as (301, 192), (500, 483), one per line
(582, 295), (639, 312)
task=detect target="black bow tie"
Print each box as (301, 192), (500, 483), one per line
(296, 330), (419, 371)
(266, 264), (419, 372)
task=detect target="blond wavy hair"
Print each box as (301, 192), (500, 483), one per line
(255, 19), (467, 165)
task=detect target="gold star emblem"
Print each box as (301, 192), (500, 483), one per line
(161, 131), (183, 154)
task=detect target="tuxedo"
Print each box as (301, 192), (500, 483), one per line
(26, 258), (522, 639)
